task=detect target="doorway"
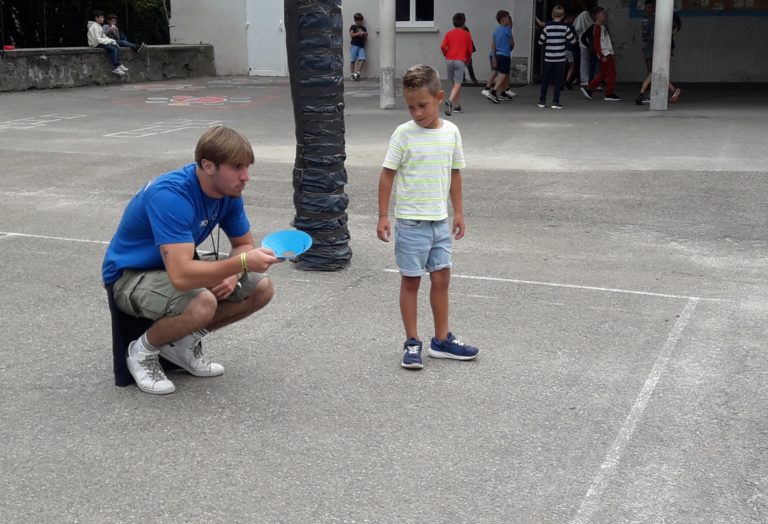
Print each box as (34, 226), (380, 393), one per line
(246, 0), (287, 76)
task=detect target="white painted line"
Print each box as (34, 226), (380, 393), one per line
(0, 232), (109, 245)
(383, 269), (715, 301)
(569, 298), (699, 524)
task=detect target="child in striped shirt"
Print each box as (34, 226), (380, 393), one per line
(376, 64), (480, 370)
(538, 5), (578, 109)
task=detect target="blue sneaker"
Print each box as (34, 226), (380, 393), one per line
(401, 338), (423, 369)
(429, 332), (479, 360)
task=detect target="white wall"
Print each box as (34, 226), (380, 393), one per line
(170, 0), (249, 75)
(599, 0), (768, 82)
(341, 0), (535, 83)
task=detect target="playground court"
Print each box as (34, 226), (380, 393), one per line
(0, 78), (766, 523)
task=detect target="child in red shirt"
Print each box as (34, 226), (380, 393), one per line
(440, 12), (475, 115)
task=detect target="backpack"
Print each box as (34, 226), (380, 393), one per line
(580, 23), (595, 49)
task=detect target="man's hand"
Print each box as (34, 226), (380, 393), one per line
(377, 216), (391, 242)
(209, 273), (240, 300)
(245, 247), (281, 272)
(453, 215), (465, 240)
(601, 56), (607, 63)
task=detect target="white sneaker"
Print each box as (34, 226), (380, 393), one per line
(112, 67), (125, 76)
(159, 332), (224, 377)
(118, 64), (128, 72)
(127, 340), (176, 395)
(503, 89), (517, 98)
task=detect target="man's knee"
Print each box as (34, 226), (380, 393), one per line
(185, 290), (218, 323)
(248, 277), (274, 308)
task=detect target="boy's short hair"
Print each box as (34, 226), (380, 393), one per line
(195, 126), (255, 168)
(592, 6), (606, 16)
(402, 64), (441, 96)
(353, 12), (363, 21)
(106, 14), (118, 22)
(93, 10), (104, 19)
(496, 10), (510, 23)
(452, 12), (466, 28)
(552, 5), (565, 18)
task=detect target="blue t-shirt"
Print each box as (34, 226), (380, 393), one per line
(102, 163), (251, 284)
(493, 24), (513, 57)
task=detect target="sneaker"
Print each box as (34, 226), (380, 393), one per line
(481, 88), (491, 97)
(118, 64), (128, 72)
(604, 93), (622, 101)
(127, 340), (175, 395)
(112, 67), (125, 76)
(537, 102), (546, 108)
(498, 92), (515, 101)
(551, 103), (564, 109)
(635, 93), (645, 106)
(503, 89), (517, 98)
(401, 338), (424, 369)
(580, 87), (593, 100)
(482, 90), (500, 104)
(429, 332), (479, 361)
(444, 99), (453, 116)
(453, 106), (463, 113)
(670, 88), (681, 103)
(159, 331), (224, 377)
(138, 43), (147, 54)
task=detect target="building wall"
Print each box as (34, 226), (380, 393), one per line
(341, 0), (535, 83)
(169, 0), (249, 75)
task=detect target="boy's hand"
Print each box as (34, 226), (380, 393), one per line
(453, 215), (465, 240)
(377, 216), (391, 242)
(601, 56), (607, 63)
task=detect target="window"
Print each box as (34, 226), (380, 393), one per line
(396, 0), (434, 28)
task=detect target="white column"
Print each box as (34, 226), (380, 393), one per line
(650, 0), (674, 111)
(379, 0), (396, 110)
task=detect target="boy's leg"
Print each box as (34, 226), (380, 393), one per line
(400, 276), (421, 340)
(99, 44), (120, 67)
(552, 61), (565, 104)
(604, 55), (617, 95)
(579, 47), (590, 86)
(540, 62), (552, 104)
(429, 268), (450, 341)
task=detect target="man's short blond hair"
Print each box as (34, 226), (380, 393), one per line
(552, 5), (565, 18)
(402, 64), (442, 96)
(195, 126), (255, 167)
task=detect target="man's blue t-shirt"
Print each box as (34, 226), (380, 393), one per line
(102, 163), (251, 284)
(493, 24), (513, 57)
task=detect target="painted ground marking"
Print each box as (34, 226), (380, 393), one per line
(0, 114), (87, 131)
(104, 119), (222, 139)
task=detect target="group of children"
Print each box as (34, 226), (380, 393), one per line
(352, 5), (681, 113)
(87, 9), (146, 77)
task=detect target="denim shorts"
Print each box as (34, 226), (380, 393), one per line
(495, 54), (511, 74)
(350, 45), (366, 62)
(445, 59), (466, 84)
(394, 218), (452, 277)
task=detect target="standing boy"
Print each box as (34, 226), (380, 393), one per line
(348, 13), (368, 80)
(440, 13), (475, 115)
(87, 10), (126, 76)
(573, 0), (596, 87)
(377, 65), (480, 370)
(483, 10), (516, 103)
(538, 5), (578, 109)
(580, 7), (622, 101)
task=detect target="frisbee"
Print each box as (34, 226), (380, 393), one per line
(261, 230), (312, 260)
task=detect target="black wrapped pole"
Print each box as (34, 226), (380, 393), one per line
(284, 0), (352, 271)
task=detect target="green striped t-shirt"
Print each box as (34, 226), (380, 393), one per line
(382, 119), (465, 220)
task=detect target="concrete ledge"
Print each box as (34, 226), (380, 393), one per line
(0, 44), (216, 92)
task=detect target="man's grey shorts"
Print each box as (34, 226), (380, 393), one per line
(445, 59), (466, 84)
(112, 269), (267, 321)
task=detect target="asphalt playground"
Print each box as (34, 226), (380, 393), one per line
(1, 77), (767, 523)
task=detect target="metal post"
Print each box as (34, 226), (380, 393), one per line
(650, 0), (673, 111)
(378, 0), (396, 109)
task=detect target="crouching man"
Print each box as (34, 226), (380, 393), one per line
(102, 126), (280, 394)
